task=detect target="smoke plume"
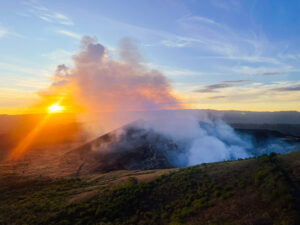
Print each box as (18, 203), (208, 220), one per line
(126, 111), (251, 167)
(43, 36), (178, 113)
(39, 36), (296, 168)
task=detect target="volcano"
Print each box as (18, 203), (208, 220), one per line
(60, 118), (300, 176)
(62, 121), (180, 175)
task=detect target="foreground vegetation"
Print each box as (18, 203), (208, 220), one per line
(0, 152), (299, 225)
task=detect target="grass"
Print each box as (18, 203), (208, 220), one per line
(0, 151), (299, 225)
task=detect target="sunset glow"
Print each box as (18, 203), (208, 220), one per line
(7, 114), (51, 161)
(1, 2), (300, 224)
(1, 1), (300, 113)
(48, 104), (65, 113)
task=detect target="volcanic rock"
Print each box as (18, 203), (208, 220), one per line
(62, 121), (179, 175)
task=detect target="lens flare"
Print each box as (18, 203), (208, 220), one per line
(48, 104), (64, 113)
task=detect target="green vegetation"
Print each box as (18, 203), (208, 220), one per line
(0, 152), (299, 225)
(252, 153), (298, 224)
(0, 177), (90, 224)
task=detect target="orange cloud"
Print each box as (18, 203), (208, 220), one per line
(36, 36), (179, 114)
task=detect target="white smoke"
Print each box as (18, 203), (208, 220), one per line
(43, 36), (178, 113)
(130, 110), (252, 167)
(126, 110), (296, 167)
(40, 36), (296, 168)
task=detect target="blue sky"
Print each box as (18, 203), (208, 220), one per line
(0, 0), (300, 113)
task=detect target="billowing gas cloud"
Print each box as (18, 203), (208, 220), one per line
(74, 109), (296, 172)
(131, 110), (252, 167)
(47, 36), (178, 113)
(38, 36), (296, 168)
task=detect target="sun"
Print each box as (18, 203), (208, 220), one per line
(48, 104), (65, 113)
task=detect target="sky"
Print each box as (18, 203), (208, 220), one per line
(0, 0), (300, 114)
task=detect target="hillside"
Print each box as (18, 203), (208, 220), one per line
(0, 151), (299, 225)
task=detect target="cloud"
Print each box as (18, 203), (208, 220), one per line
(232, 65), (293, 76)
(159, 13), (300, 82)
(262, 72), (285, 76)
(195, 83), (232, 93)
(25, 1), (74, 26)
(86, 13), (292, 72)
(161, 67), (210, 77)
(163, 14), (298, 73)
(194, 80), (250, 93)
(165, 15), (247, 58)
(57, 30), (81, 39)
(53, 13), (73, 25)
(39, 36), (179, 112)
(177, 15), (225, 28)
(272, 84), (300, 92)
(209, 95), (226, 99)
(143, 63), (220, 86)
(178, 81), (300, 111)
(184, 16), (217, 25)
(40, 13), (73, 25)
(222, 80), (251, 84)
(92, 13), (241, 58)
(118, 37), (143, 67)
(51, 8), (300, 83)
(161, 39), (189, 48)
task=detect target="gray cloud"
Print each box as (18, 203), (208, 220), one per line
(194, 80), (250, 93)
(272, 84), (300, 92)
(119, 37), (142, 67)
(209, 95), (226, 99)
(73, 36), (105, 64)
(222, 80), (251, 84)
(54, 64), (70, 80)
(262, 72), (285, 76)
